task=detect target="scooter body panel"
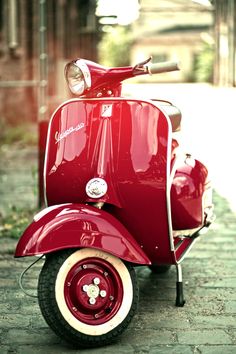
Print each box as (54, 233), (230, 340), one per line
(44, 98), (175, 264)
(171, 156), (210, 230)
(14, 203), (151, 265)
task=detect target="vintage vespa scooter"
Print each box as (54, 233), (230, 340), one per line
(15, 57), (214, 347)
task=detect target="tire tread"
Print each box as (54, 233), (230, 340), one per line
(38, 250), (138, 348)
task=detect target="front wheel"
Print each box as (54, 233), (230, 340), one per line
(38, 248), (138, 348)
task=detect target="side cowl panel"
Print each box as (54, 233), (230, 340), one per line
(14, 204), (151, 265)
(171, 156), (209, 230)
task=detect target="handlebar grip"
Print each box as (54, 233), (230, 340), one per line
(149, 61), (180, 74)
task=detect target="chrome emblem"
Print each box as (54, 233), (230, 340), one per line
(101, 104), (113, 117)
(55, 122), (84, 144)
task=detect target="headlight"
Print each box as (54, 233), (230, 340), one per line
(65, 59), (91, 96)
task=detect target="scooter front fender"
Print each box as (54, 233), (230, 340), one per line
(14, 203), (151, 265)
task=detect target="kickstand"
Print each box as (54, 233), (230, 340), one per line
(175, 264), (185, 307)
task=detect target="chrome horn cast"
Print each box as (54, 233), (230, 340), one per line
(86, 178), (108, 199)
(82, 277), (107, 305)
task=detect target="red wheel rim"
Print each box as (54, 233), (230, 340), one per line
(64, 257), (124, 325)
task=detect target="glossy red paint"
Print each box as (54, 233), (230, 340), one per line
(64, 256), (123, 325)
(14, 203), (151, 265)
(174, 237), (196, 262)
(171, 157), (209, 230)
(16, 94), (211, 266)
(44, 99), (175, 264)
(65, 58), (146, 98)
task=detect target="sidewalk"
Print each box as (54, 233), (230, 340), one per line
(0, 192), (236, 353)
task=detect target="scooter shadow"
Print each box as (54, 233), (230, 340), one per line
(136, 266), (177, 308)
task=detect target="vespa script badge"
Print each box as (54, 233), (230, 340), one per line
(55, 122), (85, 144)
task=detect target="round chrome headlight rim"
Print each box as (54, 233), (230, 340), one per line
(65, 59), (91, 96)
(74, 59), (91, 88)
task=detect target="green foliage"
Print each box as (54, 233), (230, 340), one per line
(0, 206), (35, 239)
(0, 120), (37, 147)
(194, 42), (214, 83)
(98, 26), (133, 67)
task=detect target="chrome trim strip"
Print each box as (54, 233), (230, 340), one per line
(176, 263), (183, 282)
(165, 115), (175, 252)
(150, 104), (175, 252)
(43, 113), (55, 207)
(173, 227), (201, 238)
(176, 238), (198, 264)
(49, 96), (175, 108)
(97, 118), (108, 177)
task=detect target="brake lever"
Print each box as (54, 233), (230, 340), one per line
(133, 57), (152, 74)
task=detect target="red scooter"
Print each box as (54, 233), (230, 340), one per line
(15, 57), (214, 348)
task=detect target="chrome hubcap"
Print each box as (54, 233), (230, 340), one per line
(82, 277), (107, 305)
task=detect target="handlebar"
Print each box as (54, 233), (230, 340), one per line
(148, 61), (180, 74)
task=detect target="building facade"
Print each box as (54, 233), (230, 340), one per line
(0, 0), (99, 125)
(214, 0), (236, 86)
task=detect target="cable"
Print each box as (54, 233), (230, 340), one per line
(18, 255), (45, 298)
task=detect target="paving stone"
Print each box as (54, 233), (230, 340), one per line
(122, 329), (175, 345)
(192, 315), (236, 328)
(198, 345), (236, 354)
(201, 278), (236, 288)
(17, 344), (135, 354)
(225, 301), (236, 313)
(0, 314), (31, 329)
(0, 301), (20, 314)
(130, 312), (192, 330)
(177, 329), (232, 345)
(147, 345), (194, 354)
(3, 328), (60, 345)
(30, 314), (48, 329)
(18, 302), (40, 316)
(0, 346), (10, 354)
(0, 278), (19, 289)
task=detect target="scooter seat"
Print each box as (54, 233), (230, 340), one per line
(160, 104), (182, 132)
(151, 100), (182, 132)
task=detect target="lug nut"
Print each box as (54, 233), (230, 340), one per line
(93, 277), (100, 285)
(100, 290), (107, 298)
(82, 285), (89, 292)
(89, 298), (96, 305)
